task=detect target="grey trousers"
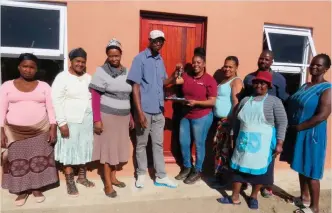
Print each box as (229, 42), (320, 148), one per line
(135, 112), (166, 178)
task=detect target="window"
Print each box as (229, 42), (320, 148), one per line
(0, 1), (67, 84)
(263, 25), (317, 91)
(1, 1), (66, 57)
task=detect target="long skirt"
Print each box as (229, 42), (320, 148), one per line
(213, 118), (232, 175)
(54, 110), (93, 165)
(232, 159), (275, 185)
(92, 113), (130, 166)
(2, 132), (58, 194)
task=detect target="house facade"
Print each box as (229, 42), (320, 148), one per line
(1, 1), (331, 177)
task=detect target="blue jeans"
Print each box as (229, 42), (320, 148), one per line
(179, 112), (213, 172)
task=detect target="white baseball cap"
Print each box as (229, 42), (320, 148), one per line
(149, 30), (165, 40)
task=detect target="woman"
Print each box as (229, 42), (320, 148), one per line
(0, 53), (58, 206)
(213, 56), (243, 178)
(219, 71), (287, 210)
(52, 48), (94, 197)
(174, 47), (217, 184)
(281, 54), (332, 213)
(90, 39), (134, 198)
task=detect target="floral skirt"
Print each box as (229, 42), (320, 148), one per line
(2, 132), (58, 194)
(213, 118), (232, 176)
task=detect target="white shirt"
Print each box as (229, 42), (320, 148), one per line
(51, 71), (92, 127)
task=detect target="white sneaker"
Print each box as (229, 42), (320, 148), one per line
(135, 175), (145, 188)
(154, 176), (178, 188)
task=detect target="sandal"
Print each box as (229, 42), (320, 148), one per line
(103, 188), (117, 198)
(14, 194), (29, 206)
(261, 188), (273, 198)
(76, 178), (95, 188)
(32, 191), (46, 203)
(294, 208), (314, 213)
(112, 181), (126, 188)
(248, 197), (259, 209)
(65, 173), (79, 197)
(290, 197), (310, 208)
(76, 168), (95, 188)
(217, 196), (241, 205)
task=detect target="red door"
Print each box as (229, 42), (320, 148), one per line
(140, 15), (206, 162)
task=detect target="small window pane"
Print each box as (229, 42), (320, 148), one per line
(1, 57), (63, 85)
(1, 6), (60, 50)
(280, 72), (301, 95)
(268, 33), (307, 64)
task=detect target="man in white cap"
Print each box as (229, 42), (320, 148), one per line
(127, 30), (178, 188)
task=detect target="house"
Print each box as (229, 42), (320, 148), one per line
(1, 0), (331, 178)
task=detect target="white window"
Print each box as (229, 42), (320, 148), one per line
(0, 1), (68, 84)
(1, 0), (67, 58)
(263, 24), (317, 93)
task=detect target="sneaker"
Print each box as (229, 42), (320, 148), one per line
(135, 175), (145, 188)
(184, 170), (201, 184)
(154, 176), (178, 188)
(175, 167), (192, 180)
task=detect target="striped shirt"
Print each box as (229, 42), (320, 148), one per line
(234, 95), (288, 140)
(89, 66), (132, 116)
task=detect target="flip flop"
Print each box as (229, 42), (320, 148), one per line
(34, 195), (46, 203)
(294, 208), (314, 213)
(14, 194), (29, 207)
(248, 197), (259, 209)
(112, 181), (126, 188)
(103, 188), (117, 198)
(217, 196), (241, 205)
(290, 197), (310, 208)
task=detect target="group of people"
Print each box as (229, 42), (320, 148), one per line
(210, 51), (331, 213)
(0, 29), (331, 213)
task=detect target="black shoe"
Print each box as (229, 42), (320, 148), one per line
(184, 170), (201, 184)
(175, 167), (192, 180)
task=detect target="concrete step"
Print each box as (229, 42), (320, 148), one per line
(1, 169), (331, 213)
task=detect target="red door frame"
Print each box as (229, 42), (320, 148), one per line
(139, 11), (207, 163)
(140, 10), (207, 52)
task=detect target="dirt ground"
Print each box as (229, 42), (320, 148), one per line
(2, 190), (330, 213)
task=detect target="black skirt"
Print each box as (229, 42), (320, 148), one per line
(232, 159), (275, 185)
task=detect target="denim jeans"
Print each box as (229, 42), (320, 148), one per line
(179, 112), (213, 172)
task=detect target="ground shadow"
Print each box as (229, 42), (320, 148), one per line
(271, 184), (295, 202)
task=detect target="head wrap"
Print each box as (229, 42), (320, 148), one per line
(106, 38), (122, 53)
(69, 48), (87, 61)
(18, 53), (38, 65)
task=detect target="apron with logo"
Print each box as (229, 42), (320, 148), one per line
(230, 94), (276, 175)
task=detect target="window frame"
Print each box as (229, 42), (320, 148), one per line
(0, 0), (66, 58)
(263, 24), (317, 85)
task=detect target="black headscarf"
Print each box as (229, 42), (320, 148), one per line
(69, 48), (87, 61)
(18, 53), (38, 65)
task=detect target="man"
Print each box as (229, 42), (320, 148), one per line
(127, 30), (177, 189)
(243, 50), (289, 102)
(243, 50), (289, 198)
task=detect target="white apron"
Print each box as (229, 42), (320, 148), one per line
(230, 94), (276, 175)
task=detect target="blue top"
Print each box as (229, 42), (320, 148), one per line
(214, 77), (239, 118)
(280, 82), (332, 179)
(243, 70), (289, 102)
(127, 48), (168, 114)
